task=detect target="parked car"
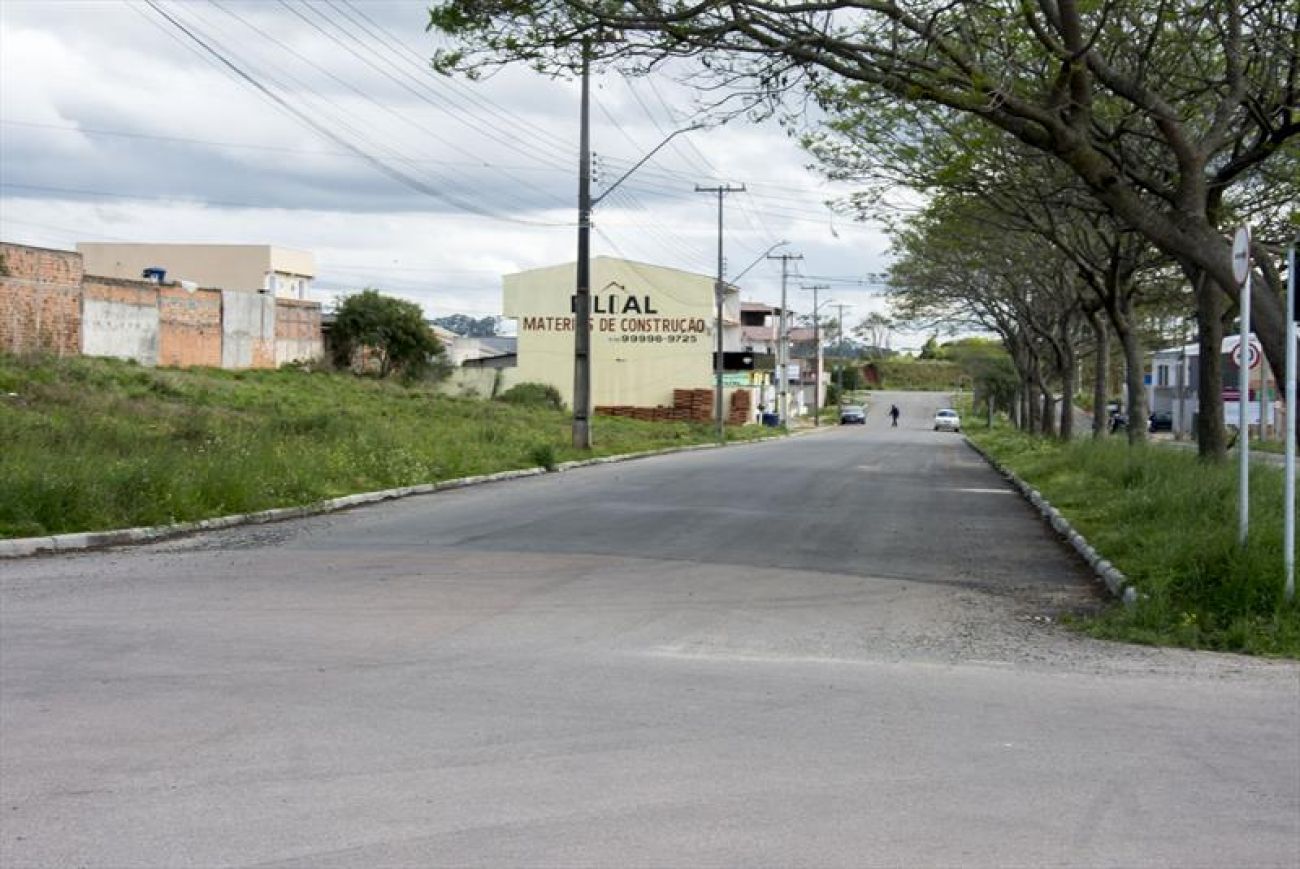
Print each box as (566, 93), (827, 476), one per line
(1149, 411), (1173, 432)
(840, 405), (866, 425)
(933, 408), (961, 432)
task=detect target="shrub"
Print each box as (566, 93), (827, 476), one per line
(497, 382), (564, 411)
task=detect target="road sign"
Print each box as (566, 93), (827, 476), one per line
(1230, 337), (1262, 370)
(1232, 225), (1251, 284)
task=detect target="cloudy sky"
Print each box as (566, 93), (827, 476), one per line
(1, 0), (905, 340)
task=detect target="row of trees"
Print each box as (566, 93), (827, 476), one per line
(428, 0), (1298, 459)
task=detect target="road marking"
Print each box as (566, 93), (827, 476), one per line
(946, 487), (1015, 495)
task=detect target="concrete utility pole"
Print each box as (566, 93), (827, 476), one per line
(802, 285), (830, 426)
(696, 183), (746, 442)
(573, 37), (700, 450)
(767, 252), (802, 424)
(834, 303), (853, 407)
(572, 37), (593, 450)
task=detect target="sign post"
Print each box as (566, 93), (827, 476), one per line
(1233, 225), (1252, 546)
(1286, 238), (1296, 602)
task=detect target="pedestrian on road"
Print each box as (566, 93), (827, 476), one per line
(889, 404), (900, 427)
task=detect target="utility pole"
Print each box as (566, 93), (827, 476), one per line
(767, 252), (802, 425)
(835, 303), (850, 407)
(572, 36), (593, 449)
(572, 37), (699, 450)
(696, 183), (746, 442)
(802, 284), (830, 426)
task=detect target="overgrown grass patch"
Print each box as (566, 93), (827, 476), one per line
(968, 423), (1299, 657)
(0, 355), (768, 539)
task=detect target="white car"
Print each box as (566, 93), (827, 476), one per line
(933, 408), (961, 432)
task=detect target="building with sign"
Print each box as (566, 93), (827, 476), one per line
(1148, 333), (1277, 436)
(502, 257), (741, 411)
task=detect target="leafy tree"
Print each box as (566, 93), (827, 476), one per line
(332, 290), (442, 379)
(852, 312), (893, 356)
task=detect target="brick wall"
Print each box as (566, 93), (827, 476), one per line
(0, 242), (83, 356)
(159, 285), (222, 368)
(274, 298), (324, 365)
(1, 241), (322, 369)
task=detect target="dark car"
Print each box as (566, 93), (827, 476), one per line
(1148, 411), (1173, 433)
(839, 405), (866, 425)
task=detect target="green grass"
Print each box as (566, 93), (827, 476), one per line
(0, 354), (768, 539)
(967, 420), (1300, 657)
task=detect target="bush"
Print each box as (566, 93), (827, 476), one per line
(497, 382), (564, 411)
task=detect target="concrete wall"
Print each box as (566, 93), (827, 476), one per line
(0, 242), (83, 356)
(274, 298), (324, 365)
(440, 366), (521, 399)
(221, 290), (277, 370)
(81, 278), (160, 366)
(502, 257), (718, 409)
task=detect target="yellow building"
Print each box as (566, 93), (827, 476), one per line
(76, 243), (315, 299)
(503, 257), (740, 409)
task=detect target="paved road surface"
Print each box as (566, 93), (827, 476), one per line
(2, 391), (1297, 867)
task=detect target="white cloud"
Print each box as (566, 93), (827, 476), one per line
(1, 0), (912, 336)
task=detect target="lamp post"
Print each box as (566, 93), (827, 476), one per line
(573, 37), (702, 449)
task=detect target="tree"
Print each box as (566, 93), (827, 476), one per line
(332, 290), (443, 379)
(853, 312), (893, 356)
(428, 0), (1298, 454)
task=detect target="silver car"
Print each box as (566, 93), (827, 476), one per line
(933, 408), (961, 432)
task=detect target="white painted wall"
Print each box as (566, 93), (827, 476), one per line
(221, 291), (276, 369)
(81, 298), (159, 366)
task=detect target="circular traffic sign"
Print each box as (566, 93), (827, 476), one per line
(1231, 337), (1262, 370)
(1232, 225), (1251, 284)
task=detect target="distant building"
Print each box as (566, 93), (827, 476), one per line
(76, 243), (315, 300)
(1148, 334), (1277, 436)
(449, 335), (517, 369)
(501, 256), (740, 410)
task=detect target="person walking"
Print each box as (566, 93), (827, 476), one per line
(889, 404), (900, 427)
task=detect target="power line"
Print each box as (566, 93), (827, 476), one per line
(140, 0), (568, 228)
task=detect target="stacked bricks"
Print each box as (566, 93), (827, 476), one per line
(0, 242), (83, 356)
(595, 387), (755, 425)
(728, 388), (752, 425)
(673, 388), (715, 422)
(595, 405), (690, 422)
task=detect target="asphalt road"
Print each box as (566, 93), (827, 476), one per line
(2, 390), (1297, 868)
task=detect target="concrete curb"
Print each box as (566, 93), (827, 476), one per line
(0, 427), (826, 560)
(964, 437), (1136, 605)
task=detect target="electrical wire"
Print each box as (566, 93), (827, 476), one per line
(140, 0), (569, 227)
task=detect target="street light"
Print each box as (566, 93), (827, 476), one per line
(572, 37), (703, 449)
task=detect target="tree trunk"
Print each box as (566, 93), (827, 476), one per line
(1059, 336), (1076, 441)
(1194, 270), (1228, 461)
(1039, 378), (1057, 438)
(1118, 323), (1148, 446)
(1088, 310), (1109, 439)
